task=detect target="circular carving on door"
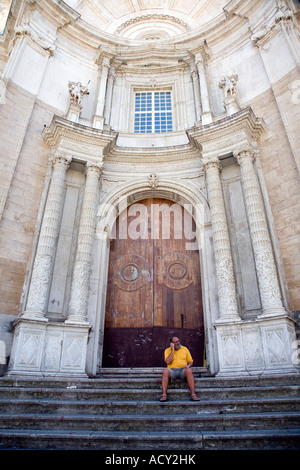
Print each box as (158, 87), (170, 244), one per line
(121, 264), (140, 282)
(161, 251), (193, 290)
(168, 261), (187, 280)
(115, 254), (149, 291)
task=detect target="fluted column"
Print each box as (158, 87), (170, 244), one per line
(235, 149), (286, 316)
(23, 153), (72, 320)
(203, 157), (240, 321)
(66, 162), (103, 324)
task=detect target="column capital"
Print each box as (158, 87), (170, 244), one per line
(49, 152), (72, 168)
(191, 44), (210, 64)
(85, 161), (103, 176)
(95, 46), (115, 68)
(202, 156), (222, 172)
(233, 146), (256, 165)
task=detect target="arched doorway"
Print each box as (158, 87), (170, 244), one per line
(102, 197), (205, 368)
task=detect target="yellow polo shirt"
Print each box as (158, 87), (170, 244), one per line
(164, 346), (193, 369)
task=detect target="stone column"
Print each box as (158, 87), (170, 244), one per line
(93, 54), (112, 130)
(195, 52), (212, 124)
(23, 153), (71, 321)
(104, 68), (115, 126)
(203, 157), (240, 320)
(235, 149), (286, 316)
(66, 162), (103, 325)
(190, 65), (202, 122)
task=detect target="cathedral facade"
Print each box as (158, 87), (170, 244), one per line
(0, 0), (299, 378)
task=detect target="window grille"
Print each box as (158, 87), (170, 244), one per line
(134, 91), (173, 133)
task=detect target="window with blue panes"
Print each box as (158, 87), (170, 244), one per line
(134, 91), (173, 133)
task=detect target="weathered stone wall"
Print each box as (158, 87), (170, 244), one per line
(0, 83), (54, 316)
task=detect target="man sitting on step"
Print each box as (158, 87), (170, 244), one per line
(160, 336), (200, 402)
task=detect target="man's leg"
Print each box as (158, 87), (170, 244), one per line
(160, 368), (171, 401)
(184, 368), (200, 401)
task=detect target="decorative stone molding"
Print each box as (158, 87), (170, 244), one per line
(115, 14), (191, 35)
(148, 173), (159, 189)
(187, 107), (266, 161)
(250, 1), (294, 47)
(42, 115), (118, 165)
(216, 315), (297, 375)
(9, 318), (90, 377)
(12, 22), (56, 56)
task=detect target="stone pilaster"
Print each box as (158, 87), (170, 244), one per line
(22, 153), (71, 321)
(194, 50), (212, 124)
(235, 149), (287, 317)
(203, 157), (240, 321)
(66, 162), (103, 325)
(190, 65), (202, 122)
(93, 51), (114, 129)
(104, 68), (116, 126)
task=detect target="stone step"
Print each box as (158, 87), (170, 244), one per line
(1, 372), (300, 389)
(0, 428), (299, 450)
(0, 411), (299, 432)
(0, 373), (299, 450)
(0, 396), (299, 415)
(0, 384), (299, 400)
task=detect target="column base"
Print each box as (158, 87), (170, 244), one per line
(93, 115), (104, 130)
(66, 102), (82, 123)
(201, 112), (213, 125)
(20, 311), (49, 322)
(260, 306), (288, 317)
(8, 317), (90, 377)
(215, 314), (299, 376)
(65, 317), (90, 326)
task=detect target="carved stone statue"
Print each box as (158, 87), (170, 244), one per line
(219, 74), (238, 98)
(68, 81), (89, 106)
(67, 81), (89, 122)
(219, 73), (240, 116)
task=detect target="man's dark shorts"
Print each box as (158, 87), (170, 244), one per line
(169, 367), (186, 382)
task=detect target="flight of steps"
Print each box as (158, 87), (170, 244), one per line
(0, 369), (299, 450)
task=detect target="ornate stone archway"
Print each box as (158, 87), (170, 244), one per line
(87, 179), (218, 376)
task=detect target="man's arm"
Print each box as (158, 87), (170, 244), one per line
(185, 361), (194, 369)
(165, 343), (175, 365)
(185, 349), (193, 368)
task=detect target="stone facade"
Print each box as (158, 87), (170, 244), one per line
(0, 0), (299, 377)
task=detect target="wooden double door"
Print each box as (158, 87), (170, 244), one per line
(102, 198), (204, 368)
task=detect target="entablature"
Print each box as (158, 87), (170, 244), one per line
(42, 114), (118, 164)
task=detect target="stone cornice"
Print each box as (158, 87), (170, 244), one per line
(42, 115), (118, 163)
(187, 107), (265, 159)
(27, 0), (279, 56)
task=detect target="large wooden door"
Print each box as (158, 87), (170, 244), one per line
(102, 198), (204, 368)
